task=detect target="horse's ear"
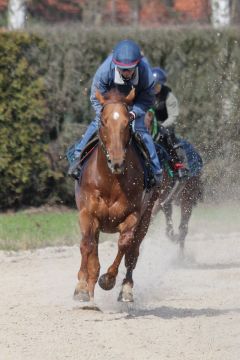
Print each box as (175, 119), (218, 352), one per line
(95, 90), (106, 105)
(125, 88), (135, 105)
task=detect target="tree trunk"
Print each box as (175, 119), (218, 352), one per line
(111, 0), (116, 24)
(132, 0), (140, 25)
(8, 0), (26, 30)
(210, 0), (230, 27)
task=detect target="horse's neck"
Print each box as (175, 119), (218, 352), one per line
(96, 145), (113, 176)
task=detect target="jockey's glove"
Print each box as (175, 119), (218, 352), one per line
(129, 111), (136, 122)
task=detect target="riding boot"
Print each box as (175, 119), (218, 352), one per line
(67, 118), (99, 179)
(163, 133), (189, 180)
(68, 157), (81, 180)
(134, 115), (163, 190)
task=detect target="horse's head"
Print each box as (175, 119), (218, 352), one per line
(96, 88), (135, 174)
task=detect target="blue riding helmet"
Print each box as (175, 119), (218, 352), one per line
(152, 67), (167, 85)
(112, 39), (142, 69)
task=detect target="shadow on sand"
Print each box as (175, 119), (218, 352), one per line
(124, 305), (240, 320)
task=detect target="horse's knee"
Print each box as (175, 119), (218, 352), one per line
(119, 232), (134, 252)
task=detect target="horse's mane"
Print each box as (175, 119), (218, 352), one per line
(103, 89), (126, 103)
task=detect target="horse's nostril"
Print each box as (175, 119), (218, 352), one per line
(112, 161), (124, 173)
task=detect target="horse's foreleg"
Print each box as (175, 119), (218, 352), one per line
(74, 209), (100, 302)
(117, 244), (140, 302)
(98, 213), (138, 292)
(98, 248), (124, 291)
(119, 201), (154, 302)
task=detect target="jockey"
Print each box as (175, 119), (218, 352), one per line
(67, 39), (163, 186)
(146, 67), (189, 179)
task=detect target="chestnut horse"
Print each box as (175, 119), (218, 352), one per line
(73, 89), (158, 303)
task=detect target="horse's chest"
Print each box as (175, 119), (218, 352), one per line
(99, 197), (131, 218)
(91, 192), (137, 226)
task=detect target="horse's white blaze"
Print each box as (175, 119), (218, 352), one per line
(113, 112), (120, 121)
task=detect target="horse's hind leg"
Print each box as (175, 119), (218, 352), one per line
(178, 200), (193, 253)
(74, 210), (100, 302)
(162, 203), (174, 240)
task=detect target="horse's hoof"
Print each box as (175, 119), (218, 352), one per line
(118, 291), (134, 302)
(118, 284), (134, 302)
(98, 273), (116, 290)
(73, 290), (90, 302)
(73, 283), (90, 302)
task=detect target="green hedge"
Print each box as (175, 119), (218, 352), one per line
(38, 26), (240, 202)
(1, 27), (240, 208)
(0, 32), (53, 209)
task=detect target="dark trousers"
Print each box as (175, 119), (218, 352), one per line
(156, 126), (181, 163)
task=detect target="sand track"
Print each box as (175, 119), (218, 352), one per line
(1, 212), (240, 360)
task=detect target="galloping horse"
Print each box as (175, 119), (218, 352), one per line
(145, 110), (203, 253)
(152, 173), (203, 253)
(74, 89), (158, 303)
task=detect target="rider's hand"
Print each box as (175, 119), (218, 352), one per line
(159, 125), (169, 136)
(129, 111), (136, 122)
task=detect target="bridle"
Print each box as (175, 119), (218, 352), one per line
(98, 102), (133, 168)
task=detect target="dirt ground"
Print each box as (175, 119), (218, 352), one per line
(1, 208), (240, 360)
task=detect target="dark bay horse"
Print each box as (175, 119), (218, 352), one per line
(145, 110), (203, 253)
(152, 173), (203, 253)
(74, 89), (158, 303)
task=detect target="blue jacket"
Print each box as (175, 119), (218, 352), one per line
(90, 54), (155, 120)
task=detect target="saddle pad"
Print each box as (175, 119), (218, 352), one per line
(177, 138), (203, 177)
(155, 139), (203, 178)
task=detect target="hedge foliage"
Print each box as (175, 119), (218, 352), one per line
(0, 32), (53, 209)
(1, 26), (240, 209)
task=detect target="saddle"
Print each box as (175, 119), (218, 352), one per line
(177, 139), (203, 177)
(66, 135), (98, 169)
(155, 139), (203, 178)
